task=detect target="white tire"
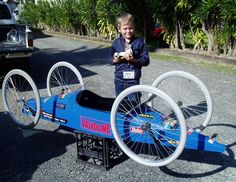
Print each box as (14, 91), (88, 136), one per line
(2, 69), (41, 129)
(111, 85), (186, 167)
(47, 61), (84, 96)
(152, 71), (213, 132)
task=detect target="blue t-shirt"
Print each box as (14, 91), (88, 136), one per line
(110, 36), (150, 81)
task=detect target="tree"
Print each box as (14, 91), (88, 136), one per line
(220, 0), (236, 56)
(19, 0), (236, 56)
(194, 0), (222, 53)
(121, 0), (156, 42)
(78, 0), (98, 36)
(96, 0), (124, 40)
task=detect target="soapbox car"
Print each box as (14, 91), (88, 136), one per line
(2, 61), (225, 167)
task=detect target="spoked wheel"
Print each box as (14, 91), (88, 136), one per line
(152, 71), (213, 132)
(111, 85), (186, 167)
(2, 69), (41, 129)
(47, 61), (84, 96)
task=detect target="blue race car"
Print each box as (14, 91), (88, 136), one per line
(2, 62), (225, 167)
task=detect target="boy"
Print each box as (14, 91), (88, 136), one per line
(110, 13), (150, 97)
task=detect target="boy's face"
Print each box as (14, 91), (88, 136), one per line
(119, 22), (134, 41)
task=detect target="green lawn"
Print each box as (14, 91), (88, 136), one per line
(150, 52), (236, 75)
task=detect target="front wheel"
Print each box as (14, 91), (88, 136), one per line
(47, 61), (84, 96)
(110, 85), (186, 167)
(2, 69), (41, 129)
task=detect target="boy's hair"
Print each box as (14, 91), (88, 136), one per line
(116, 13), (135, 30)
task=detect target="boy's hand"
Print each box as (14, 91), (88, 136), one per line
(113, 52), (121, 63)
(123, 53), (133, 61)
(113, 52), (134, 63)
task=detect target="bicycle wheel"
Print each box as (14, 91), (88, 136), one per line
(2, 69), (41, 129)
(152, 71), (212, 132)
(111, 85), (186, 167)
(47, 61), (84, 96)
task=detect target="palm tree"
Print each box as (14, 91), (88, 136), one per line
(78, 0), (98, 37)
(96, 0), (124, 40)
(150, 0), (200, 49)
(220, 0), (236, 56)
(121, 0), (156, 42)
(194, 0), (222, 53)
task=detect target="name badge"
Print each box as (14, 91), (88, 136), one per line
(123, 71), (135, 79)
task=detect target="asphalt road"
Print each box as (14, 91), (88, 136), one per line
(0, 33), (236, 182)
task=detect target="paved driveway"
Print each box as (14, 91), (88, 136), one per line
(0, 33), (235, 181)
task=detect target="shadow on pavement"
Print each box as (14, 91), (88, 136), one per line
(33, 30), (53, 39)
(26, 43), (110, 90)
(0, 43), (111, 90)
(0, 112), (75, 182)
(160, 123), (236, 178)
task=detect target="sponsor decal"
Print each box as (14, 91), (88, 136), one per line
(41, 111), (67, 123)
(161, 114), (167, 119)
(56, 103), (66, 110)
(164, 123), (171, 129)
(43, 96), (50, 103)
(139, 114), (154, 119)
(163, 119), (177, 129)
(59, 92), (68, 99)
(168, 140), (179, 145)
(80, 116), (111, 135)
(187, 128), (194, 135)
(130, 127), (144, 134)
(208, 138), (215, 144)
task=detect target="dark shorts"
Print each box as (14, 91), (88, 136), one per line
(115, 79), (139, 95)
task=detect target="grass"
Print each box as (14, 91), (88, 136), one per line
(149, 52), (189, 62)
(150, 51), (236, 75)
(196, 61), (236, 75)
(44, 31), (236, 75)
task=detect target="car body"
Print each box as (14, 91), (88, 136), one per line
(151, 23), (165, 39)
(0, 1), (33, 60)
(25, 88), (225, 153)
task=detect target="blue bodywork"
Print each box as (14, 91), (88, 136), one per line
(26, 89), (225, 153)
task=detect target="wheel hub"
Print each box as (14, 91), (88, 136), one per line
(177, 101), (183, 107)
(141, 122), (151, 132)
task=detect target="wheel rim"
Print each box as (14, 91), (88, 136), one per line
(152, 71), (212, 132)
(111, 85), (186, 167)
(47, 62), (84, 96)
(2, 69), (41, 129)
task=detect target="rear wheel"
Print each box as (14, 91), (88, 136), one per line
(2, 69), (41, 129)
(152, 71), (212, 132)
(111, 85), (186, 167)
(47, 61), (84, 96)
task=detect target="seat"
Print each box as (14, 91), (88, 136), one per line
(77, 90), (115, 112)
